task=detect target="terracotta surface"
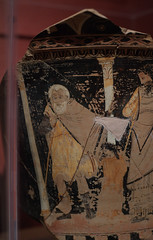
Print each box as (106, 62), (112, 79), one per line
(13, 9), (153, 239)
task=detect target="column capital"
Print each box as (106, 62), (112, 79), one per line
(97, 57), (115, 66)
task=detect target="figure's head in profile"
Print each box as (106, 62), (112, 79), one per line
(138, 65), (153, 86)
(138, 71), (152, 85)
(48, 84), (70, 115)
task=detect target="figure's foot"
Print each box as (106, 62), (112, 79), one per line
(55, 208), (63, 214)
(85, 205), (96, 219)
(70, 205), (84, 214)
(79, 192), (96, 219)
(57, 213), (71, 220)
(56, 193), (71, 214)
(44, 213), (56, 226)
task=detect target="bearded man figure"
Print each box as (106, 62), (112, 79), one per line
(39, 84), (96, 219)
(39, 83), (130, 219)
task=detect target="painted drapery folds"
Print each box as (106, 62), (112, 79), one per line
(11, 9), (153, 240)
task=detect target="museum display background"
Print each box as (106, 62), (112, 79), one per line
(0, 0), (153, 239)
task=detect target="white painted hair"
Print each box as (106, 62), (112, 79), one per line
(48, 84), (70, 100)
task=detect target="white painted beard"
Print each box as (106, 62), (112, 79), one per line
(52, 101), (67, 115)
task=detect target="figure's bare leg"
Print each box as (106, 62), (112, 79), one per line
(55, 173), (71, 214)
(76, 172), (96, 219)
(76, 172), (89, 195)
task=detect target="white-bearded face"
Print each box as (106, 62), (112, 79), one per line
(49, 88), (69, 115)
(52, 101), (68, 115)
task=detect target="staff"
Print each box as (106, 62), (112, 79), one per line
(17, 63), (52, 225)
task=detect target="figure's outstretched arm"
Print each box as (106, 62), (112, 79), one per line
(122, 87), (139, 119)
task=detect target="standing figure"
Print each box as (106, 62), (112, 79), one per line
(39, 84), (97, 219)
(123, 70), (153, 187)
(39, 84), (130, 219)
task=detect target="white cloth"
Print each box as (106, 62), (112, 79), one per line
(95, 116), (129, 141)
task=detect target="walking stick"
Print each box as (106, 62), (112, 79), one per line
(17, 63), (52, 224)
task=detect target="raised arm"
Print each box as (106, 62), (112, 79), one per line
(122, 87), (139, 120)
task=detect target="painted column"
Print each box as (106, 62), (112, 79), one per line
(98, 57), (115, 144)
